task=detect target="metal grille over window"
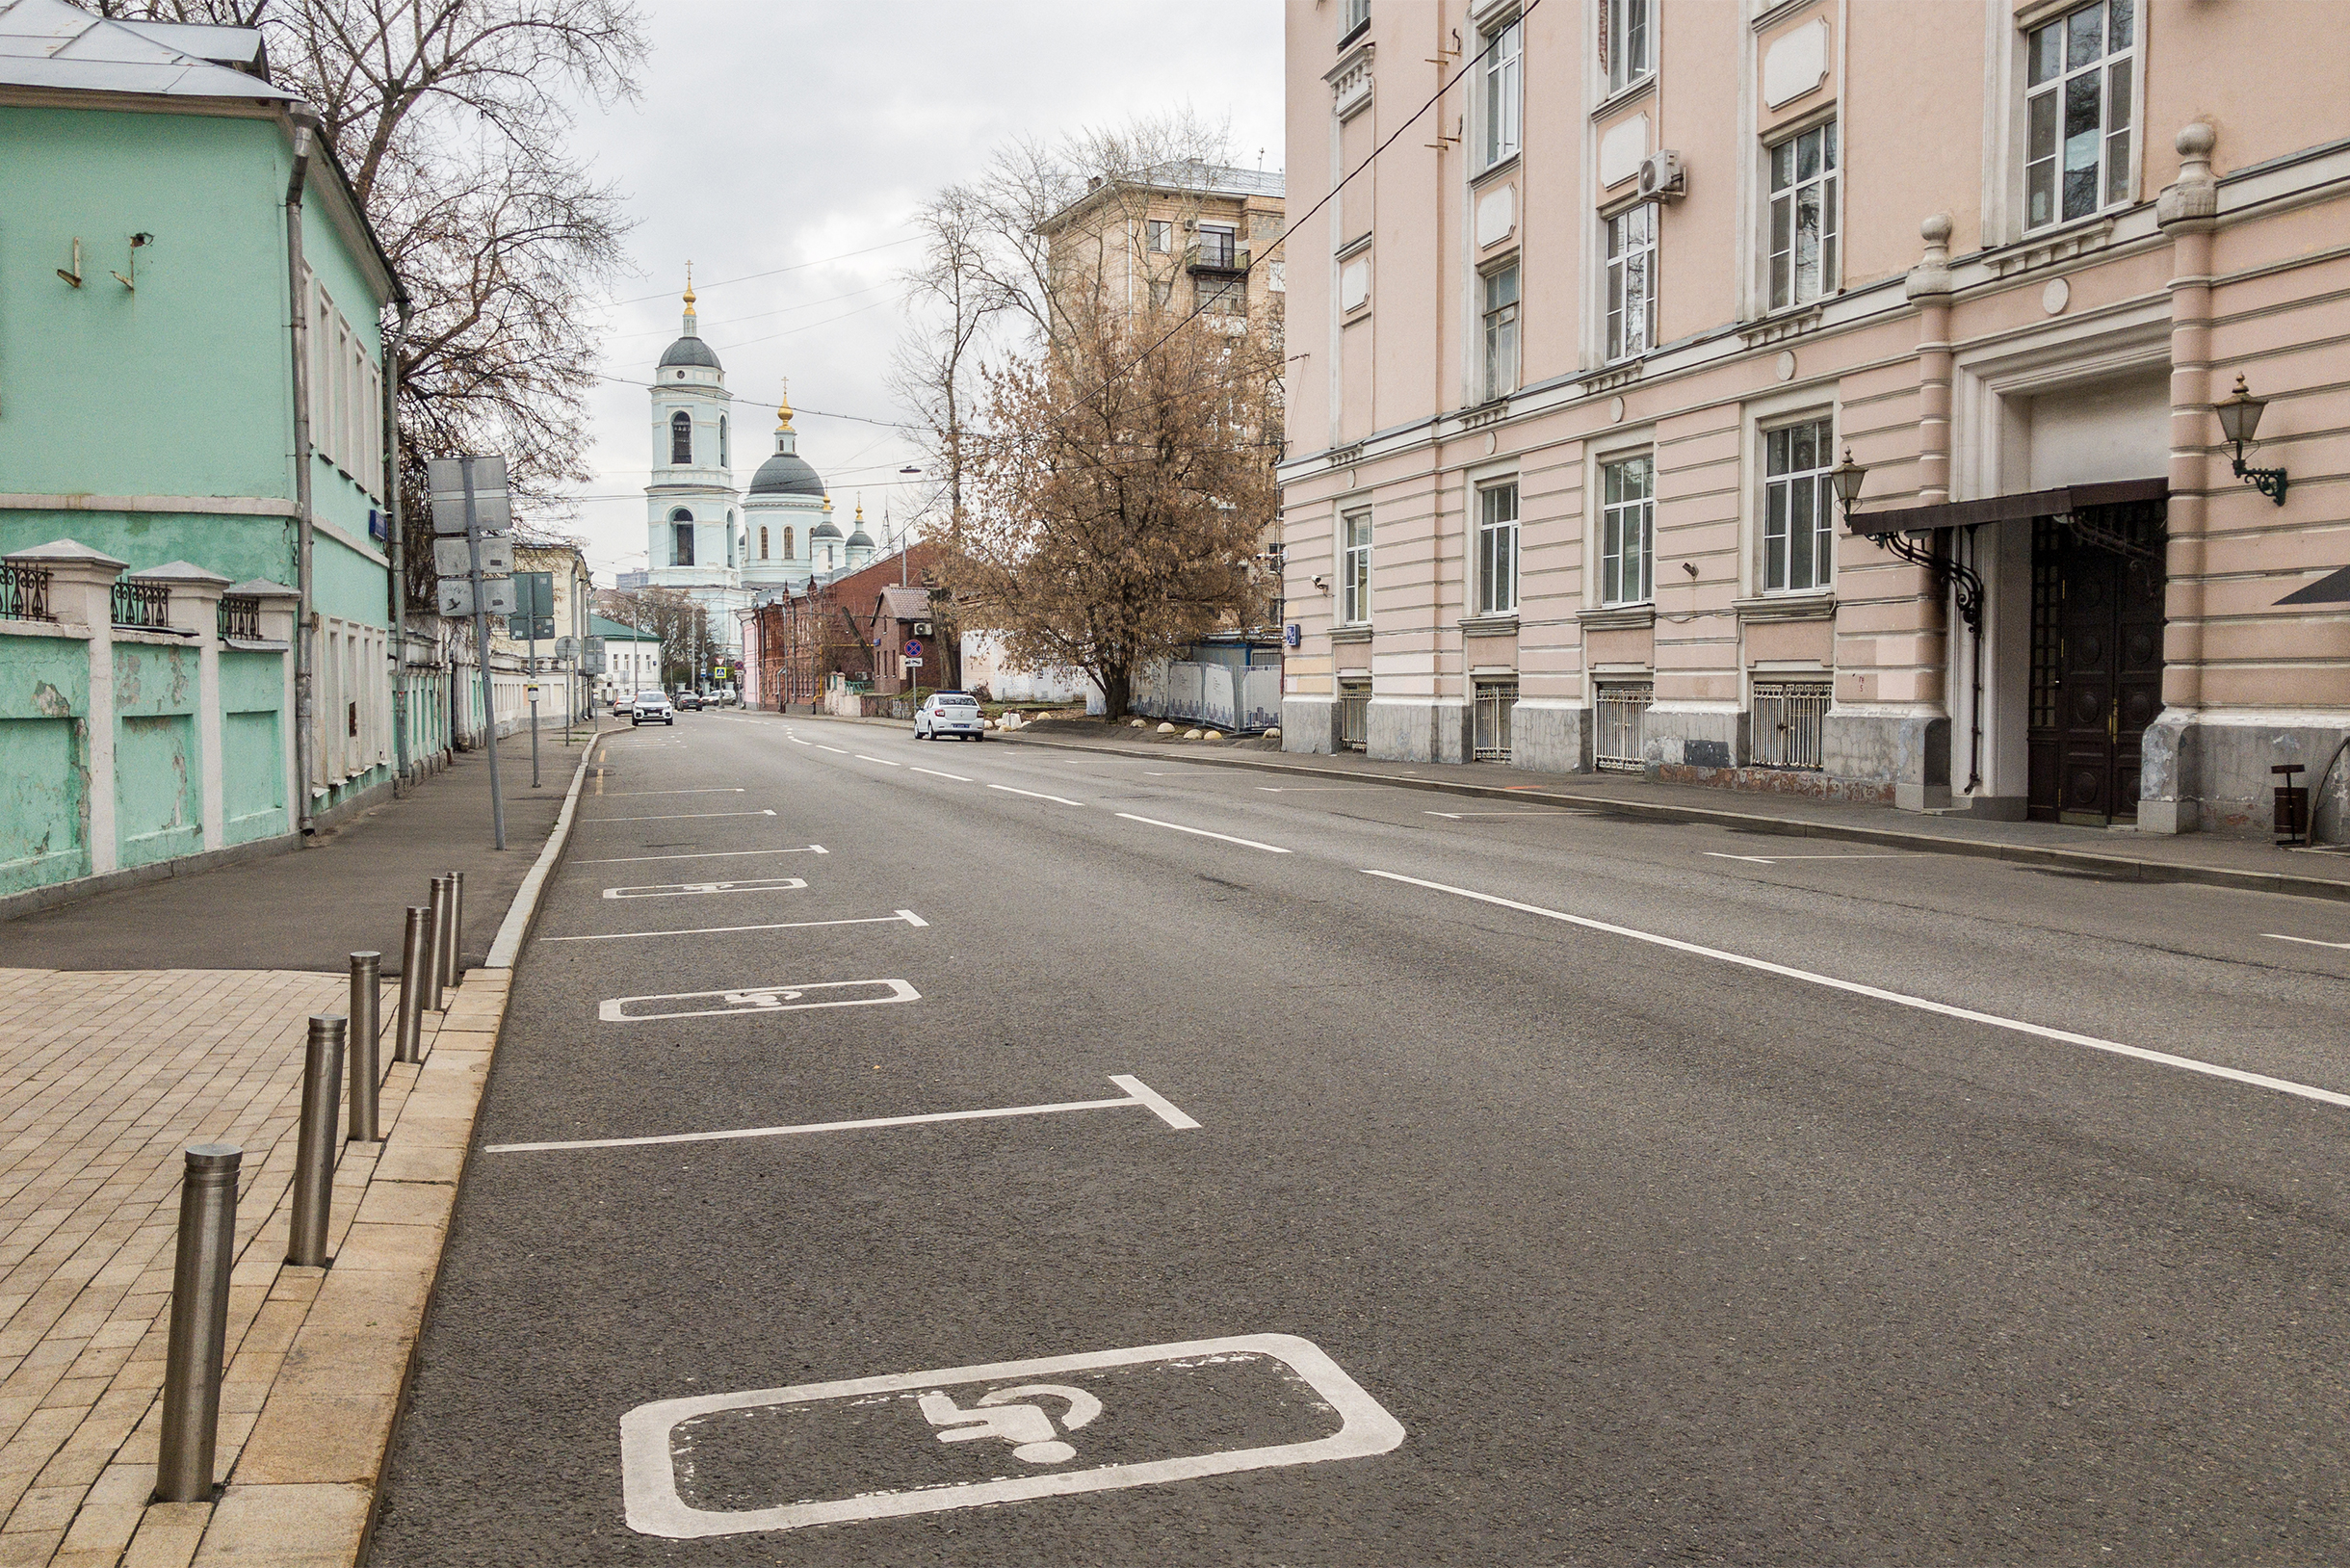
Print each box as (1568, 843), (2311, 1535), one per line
(2025, 0), (2134, 229)
(1767, 122), (1839, 309)
(111, 580), (170, 630)
(1339, 680), (1371, 752)
(0, 562), (53, 623)
(1595, 681), (1653, 771)
(218, 593), (262, 641)
(1474, 679), (1518, 762)
(1763, 418), (1835, 593)
(1752, 680), (1830, 771)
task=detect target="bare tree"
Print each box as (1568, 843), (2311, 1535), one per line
(945, 299), (1279, 719)
(100, 0), (646, 608)
(595, 586), (711, 689)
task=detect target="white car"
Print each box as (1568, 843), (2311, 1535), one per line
(630, 691), (675, 726)
(914, 692), (985, 741)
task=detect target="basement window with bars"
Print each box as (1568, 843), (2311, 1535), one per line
(1339, 678), (1371, 752)
(1751, 680), (1830, 770)
(1595, 681), (1652, 771)
(1474, 679), (1518, 761)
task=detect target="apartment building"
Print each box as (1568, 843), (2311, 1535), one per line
(1278, 0), (2350, 833)
(1037, 160), (1289, 335)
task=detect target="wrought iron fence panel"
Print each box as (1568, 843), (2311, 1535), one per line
(218, 594), (262, 641)
(111, 580), (170, 630)
(1752, 680), (1830, 771)
(0, 563), (52, 623)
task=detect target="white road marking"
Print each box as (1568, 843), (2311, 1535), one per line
(788, 737), (811, 745)
(1365, 869), (2350, 1111)
(576, 846), (826, 865)
(989, 785), (1086, 806)
(592, 809), (777, 823)
(485, 1073), (1194, 1155)
(816, 745), (849, 753)
(603, 788), (746, 797)
(1114, 813), (1292, 853)
(598, 977), (921, 1023)
(618, 1334), (1401, 1539)
(1425, 810), (1558, 820)
(2266, 932), (2350, 950)
(854, 754), (901, 767)
(602, 877), (808, 900)
(546, 910), (928, 945)
(912, 767), (974, 781)
(1256, 787), (1389, 793)
(1702, 851), (1925, 865)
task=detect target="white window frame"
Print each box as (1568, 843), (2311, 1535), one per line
(2023, 0), (2139, 233)
(1480, 260), (1520, 401)
(1602, 0), (1652, 96)
(1760, 415), (1836, 595)
(1146, 219), (1172, 253)
(1340, 508), (1372, 625)
(1765, 119), (1839, 312)
(1604, 204), (1657, 362)
(1478, 14), (1523, 170)
(1475, 480), (1519, 615)
(1343, 0), (1370, 39)
(1598, 454), (1655, 607)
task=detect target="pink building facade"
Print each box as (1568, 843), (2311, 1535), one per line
(1278, 0), (2350, 833)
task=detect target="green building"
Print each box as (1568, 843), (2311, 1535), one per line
(0, 0), (407, 905)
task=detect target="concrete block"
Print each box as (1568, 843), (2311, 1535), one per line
(188, 1481), (371, 1566)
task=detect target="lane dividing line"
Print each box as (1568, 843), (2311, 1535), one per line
(2266, 932), (2350, 950)
(1256, 787), (1391, 794)
(1703, 851), (1926, 865)
(912, 767), (974, 782)
(577, 846), (826, 865)
(603, 788), (746, 797)
(990, 785), (1086, 806)
(1363, 869), (2350, 1112)
(854, 755), (901, 767)
(788, 737), (810, 745)
(1115, 814), (1292, 854)
(591, 809), (777, 823)
(1426, 810), (1562, 820)
(483, 1073), (1198, 1154)
(540, 910), (928, 944)
(816, 745), (849, 753)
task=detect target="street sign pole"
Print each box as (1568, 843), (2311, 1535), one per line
(528, 601), (539, 789)
(463, 462), (507, 849)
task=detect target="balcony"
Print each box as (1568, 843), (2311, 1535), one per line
(1186, 233), (1246, 274)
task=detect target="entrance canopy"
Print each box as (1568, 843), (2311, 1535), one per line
(1845, 477), (2167, 536)
(2277, 564), (2350, 606)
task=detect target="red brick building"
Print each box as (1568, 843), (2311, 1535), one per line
(749, 542), (953, 710)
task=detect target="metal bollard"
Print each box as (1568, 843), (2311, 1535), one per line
(442, 869), (466, 988)
(424, 876), (451, 1012)
(286, 1016), (345, 1267)
(395, 906), (431, 1063)
(348, 953), (381, 1142)
(155, 1143), (240, 1503)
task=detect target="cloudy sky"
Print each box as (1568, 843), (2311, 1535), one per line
(562, 0), (1286, 583)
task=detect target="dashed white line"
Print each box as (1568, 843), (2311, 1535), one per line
(576, 847), (826, 865)
(989, 785), (1086, 806)
(1365, 869), (2350, 1111)
(854, 754), (901, 767)
(1702, 851), (1925, 865)
(816, 745), (849, 753)
(788, 737), (811, 746)
(541, 910), (929, 944)
(592, 809), (777, 823)
(912, 767), (974, 782)
(1114, 814), (1292, 853)
(2267, 932), (2350, 951)
(603, 788), (746, 797)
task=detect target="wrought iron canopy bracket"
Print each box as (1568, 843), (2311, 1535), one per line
(2232, 452), (2288, 507)
(1862, 526), (1985, 635)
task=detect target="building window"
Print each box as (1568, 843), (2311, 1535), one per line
(719, 415), (729, 467)
(1751, 680), (1830, 770)
(1146, 219), (1172, 253)
(1341, 508), (1372, 625)
(1474, 678), (1518, 762)
(784, 527), (794, 559)
(1767, 121), (1839, 310)
(760, 526), (770, 559)
(1762, 417), (1835, 593)
(1339, 677), (1371, 751)
(670, 410), (692, 465)
(672, 522), (694, 567)
(1196, 274), (1246, 315)
(1480, 15), (1522, 168)
(1476, 481), (1519, 615)
(1605, 205), (1657, 362)
(1341, 0), (1369, 44)
(1196, 223), (1238, 270)
(1481, 262), (1520, 400)
(1603, 0), (1651, 94)
(1599, 455), (1654, 606)
(1594, 680), (1653, 771)
(2026, 0), (2135, 229)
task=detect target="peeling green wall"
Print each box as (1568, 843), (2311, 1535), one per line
(222, 649), (286, 844)
(0, 634), (91, 894)
(113, 644), (200, 869)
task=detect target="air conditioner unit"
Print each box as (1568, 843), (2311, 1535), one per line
(913, 620), (933, 636)
(1638, 148), (1687, 202)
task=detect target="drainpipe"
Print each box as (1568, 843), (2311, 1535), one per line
(386, 298), (412, 786)
(285, 110), (321, 838)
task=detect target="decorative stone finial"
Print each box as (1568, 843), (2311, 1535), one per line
(2157, 123), (2218, 228)
(1905, 213), (1954, 301)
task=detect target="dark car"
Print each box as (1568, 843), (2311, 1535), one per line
(674, 691), (703, 711)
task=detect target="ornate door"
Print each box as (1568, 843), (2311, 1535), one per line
(2028, 507), (2166, 824)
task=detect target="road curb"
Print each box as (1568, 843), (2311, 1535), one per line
(997, 731), (2350, 906)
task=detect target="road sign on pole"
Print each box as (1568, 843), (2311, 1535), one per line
(904, 640), (923, 659)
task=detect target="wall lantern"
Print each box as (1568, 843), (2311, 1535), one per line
(1829, 447), (1869, 520)
(2215, 375), (2288, 506)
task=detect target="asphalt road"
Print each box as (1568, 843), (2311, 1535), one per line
(370, 709), (2350, 1566)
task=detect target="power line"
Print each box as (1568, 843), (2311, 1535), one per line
(597, 235), (921, 308)
(604, 279), (901, 344)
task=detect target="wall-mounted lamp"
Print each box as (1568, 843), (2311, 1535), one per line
(111, 233), (152, 292)
(1829, 447), (1869, 520)
(2215, 375), (2287, 506)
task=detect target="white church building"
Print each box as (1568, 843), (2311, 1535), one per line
(641, 280), (873, 656)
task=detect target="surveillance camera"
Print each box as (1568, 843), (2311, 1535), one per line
(1312, 574), (1328, 592)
